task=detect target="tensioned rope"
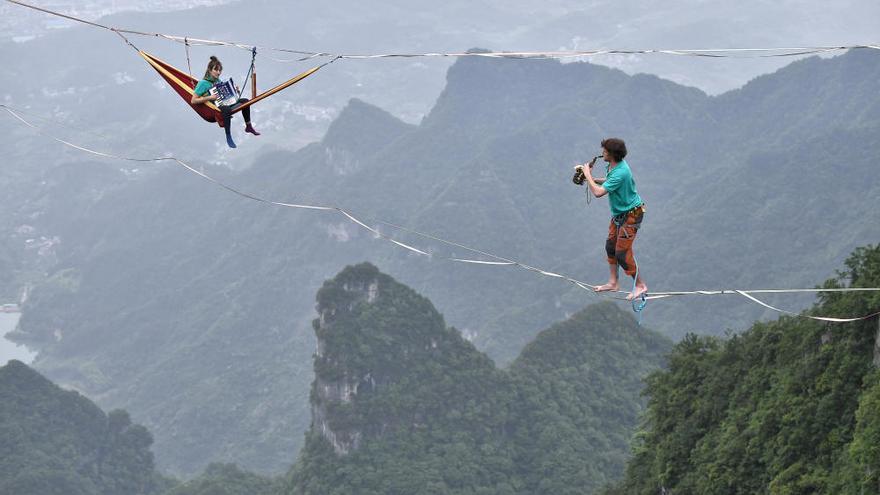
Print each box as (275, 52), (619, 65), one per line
(7, 0), (880, 61)
(3, 104), (879, 324)
(0, 104), (597, 290)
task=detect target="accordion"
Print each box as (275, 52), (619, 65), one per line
(209, 78), (239, 107)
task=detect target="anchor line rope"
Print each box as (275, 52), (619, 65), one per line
(0, 106), (115, 140)
(6, 0), (880, 61)
(3, 105), (879, 323)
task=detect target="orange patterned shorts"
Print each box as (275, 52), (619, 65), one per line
(605, 204), (644, 277)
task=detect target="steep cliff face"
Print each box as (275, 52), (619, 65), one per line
(311, 265), (380, 454)
(310, 262), (477, 455)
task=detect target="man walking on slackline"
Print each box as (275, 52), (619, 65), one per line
(574, 138), (648, 301)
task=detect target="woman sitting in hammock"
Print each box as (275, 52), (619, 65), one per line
(191, 56), (260, 148)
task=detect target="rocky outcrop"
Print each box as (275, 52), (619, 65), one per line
(308, 262), (459, 456)
(311, 265), (380, 454)
(311, 263), (422, 455)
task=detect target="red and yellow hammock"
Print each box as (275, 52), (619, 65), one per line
(139, 51), (321, 128)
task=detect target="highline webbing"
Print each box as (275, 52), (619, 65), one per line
(4, 103), (879, 324)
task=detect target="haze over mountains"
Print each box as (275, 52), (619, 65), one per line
(1, 0), (879, 478)
(2, 0), (878, 162)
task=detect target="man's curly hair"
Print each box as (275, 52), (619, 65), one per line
(601, 138), (627, 162)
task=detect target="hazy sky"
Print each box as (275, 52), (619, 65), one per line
(3, 0), (878, 94)
(1, 0), (878, 159)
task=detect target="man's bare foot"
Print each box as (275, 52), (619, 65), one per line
(594, 282), (618, 293)
(626, 284), (648, 301)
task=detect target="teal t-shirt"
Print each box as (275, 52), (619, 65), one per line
(602, 160), (643, 216)
(193, 76), (218, 97)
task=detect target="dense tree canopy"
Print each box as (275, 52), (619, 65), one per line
(162, 463), (282, 495)
(604, 245), (880, 494)
(0, 360), (171, 495)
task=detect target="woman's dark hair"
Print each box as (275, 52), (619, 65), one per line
(203, 56), (222, 80)
(601, 138), (627, 162)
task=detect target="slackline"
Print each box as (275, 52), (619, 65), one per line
(4, 104), (879, 323)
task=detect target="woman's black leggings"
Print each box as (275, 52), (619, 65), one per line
(220, 98), (251, 128)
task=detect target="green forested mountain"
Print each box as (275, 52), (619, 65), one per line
(509, 304), (671, 492)
(604, 245), (880, 494)
(7, 49), (880, 474)
(287, 263), (670, 494)
(0, 360), (170, 495)
(162, 463), (282, 495)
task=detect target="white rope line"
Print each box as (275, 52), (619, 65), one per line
(646, 288), (880, 323)
(7, 0), (879, 61)
(0, 104), (597, 290)
(647, 287), (880, 299)
(734, 290), (880, 323)
(0, 106), (115, 141)
(3, 104), (879, 323)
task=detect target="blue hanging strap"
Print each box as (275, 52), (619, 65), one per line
(629, 239), (648, 324)
(631, 291), (648, 324)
